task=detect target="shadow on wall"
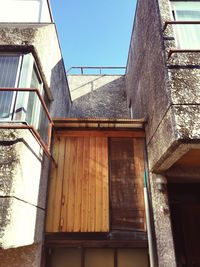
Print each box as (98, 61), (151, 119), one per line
(49, 59), (72, 118)
(69, 75), (129, 118)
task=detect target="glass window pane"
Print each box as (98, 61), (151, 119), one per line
(51, 248), (81, 267)
(171, 2), (200, 49)
(85, 249), (114, 267)
(117, 249), (149, 267)
(0, 55), (20, 119)
(25, 66), (42, 127)
(38, 93), (50, 143)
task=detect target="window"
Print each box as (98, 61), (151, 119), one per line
(0, 55), (21, 119)
(0, 53), (50, 143)
(170, 2), (200, 48)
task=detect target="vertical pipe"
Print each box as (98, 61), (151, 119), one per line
(144, 171), (156, 267)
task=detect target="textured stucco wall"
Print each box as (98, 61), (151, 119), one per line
(126, 0), (200, 172)
(0, 243), (42, 267)
(126, 0), (170, 146)
(0, 129), (45, 249)
(0, 23), (71, 118)
(0, 23), (71, 267)
(68, 75), (129, 118)
(149, 174), (176, 267)
(126, 0), (200, 266)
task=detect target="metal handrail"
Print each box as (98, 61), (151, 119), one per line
(66, 66), (126, 75)
(0, 88), (55, 164)
(163, 21), (200, 32)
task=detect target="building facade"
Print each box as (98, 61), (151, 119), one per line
(0, 0), (200, 267)
(126, 0), (200, 266)
(0, 0), (71, 266)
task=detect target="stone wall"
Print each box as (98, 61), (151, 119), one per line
(68, 75), (129, 118)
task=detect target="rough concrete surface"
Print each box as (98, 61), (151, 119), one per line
(0, 129), (43, 207)
(125, 0), (170, 143)
(0, 198), (44, 249)
(68, 75), (129, 118)
(149, 173), (177, 267)
(147, 107), (177, 171)
(0, 243), (42, 267)
(0, 23), (71, 117)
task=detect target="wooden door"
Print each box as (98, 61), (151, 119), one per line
(46, 131), (146, 233)
(46, 134), (109, 232)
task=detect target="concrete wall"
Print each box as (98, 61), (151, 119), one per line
(0, 23), (71, 266)
(126, 0), (200, 266)
(0, 23), (71, 117)
(0, 243), (42, 267)
(68, 75), (129, 118)
(0, 129), (45, 264)
(126, 0), (200, 171)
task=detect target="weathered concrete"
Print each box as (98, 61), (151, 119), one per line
(68, 75), (129, 118)
(0, 243), (42, 267)
(0, 23), (71, 117)
(149, 174), (176, 267)
(126, 0), (200, 266)
(0, 19), (71, 261)
(0, 198), (44, 249)
(126, 0), (170, 144)
(126, 0), (200, 170)
(0, 129), (45, 249)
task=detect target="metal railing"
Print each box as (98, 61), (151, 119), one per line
(66, 66), (126, 75)
(0, 88), (55, 164)
(163, 21), (200, 59)
(163, 20), (200, 32)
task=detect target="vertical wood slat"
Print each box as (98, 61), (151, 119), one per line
(133, 138), (146, 230)
(46, 136), (66, 232)
(109, 137), (145, 231)
(52, 136), (109, 233)
(89, 137), (96, 232)
(102, 137), (109, 231)
(73, 137), (83, 232)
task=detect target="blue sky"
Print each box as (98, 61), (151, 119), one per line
(50, 1), (136, 72)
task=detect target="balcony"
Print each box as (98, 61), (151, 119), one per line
(0, 88), (53, 161)
(163, 21), (200, 59)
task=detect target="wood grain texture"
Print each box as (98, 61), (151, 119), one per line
(109, 138), (145, 231)
(56, 130), (145, 138)
(46, 134), (109, 232)
(46, 131), (145, 233)
(46, 136), (66, 232)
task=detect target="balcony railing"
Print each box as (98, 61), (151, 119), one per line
(0, 88), (55, 163)
(66, 66), (126, 75)
(163, 21), (200, 59)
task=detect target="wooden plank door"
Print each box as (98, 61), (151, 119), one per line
(46, 135), (109, 232)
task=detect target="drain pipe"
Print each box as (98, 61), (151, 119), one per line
(144, 170), (156, 267)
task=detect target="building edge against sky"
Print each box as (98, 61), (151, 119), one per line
(0, 0), (71, 266)
(1, 0), (200, 267)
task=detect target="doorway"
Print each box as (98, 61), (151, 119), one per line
(168, 183), (200, 267)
